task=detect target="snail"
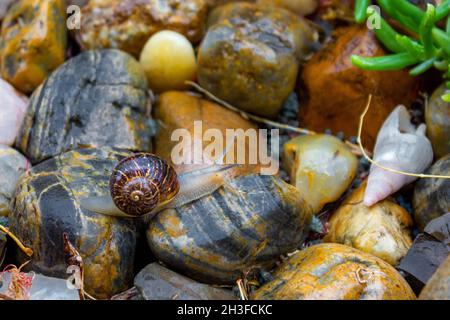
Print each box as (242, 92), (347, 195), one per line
(79, 153), (240, 218)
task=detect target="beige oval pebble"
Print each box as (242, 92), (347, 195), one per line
(283, 134), (358, 213)
(139, 30), (197, 93)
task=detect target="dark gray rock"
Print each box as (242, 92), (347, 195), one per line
(135, 263), (236, 300)
(15, 49), (152, 164)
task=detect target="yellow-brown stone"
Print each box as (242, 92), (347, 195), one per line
(198, 2), (314, 118)
(324, 182), (413, 266)
(0, 0), (67, 94)
(252, 243), (416, 300)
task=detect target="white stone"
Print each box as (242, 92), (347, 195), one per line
(0, 272), (80, 300)
(0, 78), (28, 146)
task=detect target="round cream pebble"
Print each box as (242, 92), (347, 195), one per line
(139, 30), (197, 93)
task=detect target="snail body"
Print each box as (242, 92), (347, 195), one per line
(80, 153), (239, 218)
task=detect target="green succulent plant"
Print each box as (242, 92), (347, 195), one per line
(352, 0), (450, 102)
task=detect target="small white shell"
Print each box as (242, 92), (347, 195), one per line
(364, 105), (433, 206)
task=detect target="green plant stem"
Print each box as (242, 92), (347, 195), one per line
(436, 0), (450, 21)
(374, 14), (406, 53)
(351, 53), (420, 71)
(355, 0), (370, 23)
(420, 4), (437, 58)
(410, 57), (436, 76)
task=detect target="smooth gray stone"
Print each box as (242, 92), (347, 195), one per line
(0, 145), (29, 217)
(135, 263), (236, 300)
(15, 49), (152, 164)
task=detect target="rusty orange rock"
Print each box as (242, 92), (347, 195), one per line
(299, 25), (418, 150)
(0, 0), (67, 94)
(252, 243), (416, 300)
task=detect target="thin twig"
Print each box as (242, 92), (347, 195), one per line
(358, 95), (450, 179)
(0, 225), (33, 257)
(186, 81), (370, 157)
(236, 279), (248, 300)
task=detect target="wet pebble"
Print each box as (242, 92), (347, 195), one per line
(10, 147), (140, 299)
(15, 49), (152, 164)
(282, 134), (358, 213)
(299, 25), (418, 149)
(251, 243), (416, 300)
(256, 0), (318, 16)
(0, 145), (29, 217)
(198, 2), (314, 118)
(413, 154), (450, 230)
(134, 263), (236, 300)
(324, 181), (413, 266)
(75, 0), (208, 58)
(425, 84), (450, 158)
(147, 174), (313, 285)
(419, 254), (450, 300)
(153, 91), (258, 170)
(0, 0), (67, 94)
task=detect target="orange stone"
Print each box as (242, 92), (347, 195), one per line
(153, 91), (260, 172)
(252, 243), (416, 300)
(0, 0), (67, 94)
(299, 25), (419, 150)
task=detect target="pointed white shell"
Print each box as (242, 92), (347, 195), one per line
(364, 105), (433, 206)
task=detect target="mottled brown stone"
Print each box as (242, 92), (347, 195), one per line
(75, 0), (208, 58)
(198, 2), (314, 118)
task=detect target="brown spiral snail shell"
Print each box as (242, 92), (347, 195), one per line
(110, 153), (180, 217)
(80, 153), (240, 218)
